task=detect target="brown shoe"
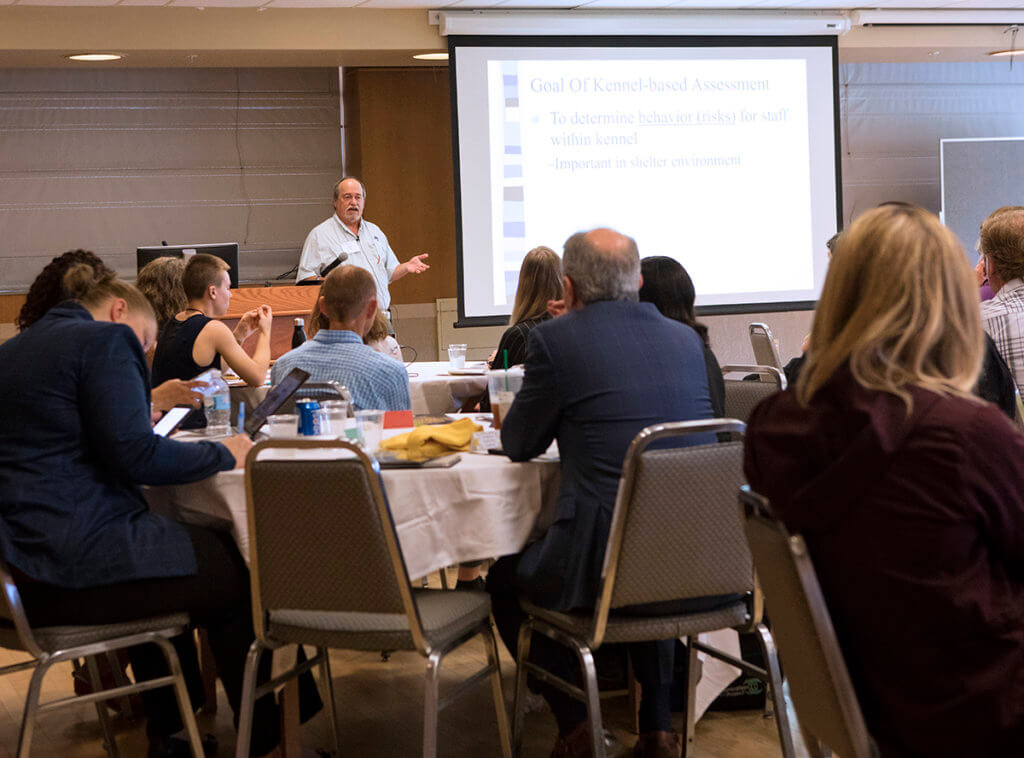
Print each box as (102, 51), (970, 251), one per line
(633, 730), (681, 758)
(550, 720), (595, 758)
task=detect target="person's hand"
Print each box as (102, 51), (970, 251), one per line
(257, 304), (273, 335)
(151, 379), (208, 413)
(546, 299), (567, 318)
(233, 309), (261, 343)
(403, 254), (430, 275)
(219, 434), (253, 469)
(975, 258), (988, 287)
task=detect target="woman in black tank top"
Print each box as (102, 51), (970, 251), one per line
(150, 254), (273, 429)
(152, 312), (220, 428)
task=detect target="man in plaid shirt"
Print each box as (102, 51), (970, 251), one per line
(980, 207), (1024, 395)
(271, 266), (410, 412)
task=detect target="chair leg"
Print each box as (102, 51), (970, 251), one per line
(482, 623), (513, 758)
(511, 621), (534, 758)
(423, 649), (443, 758)
(197, 629), (219, 715)
(680, 639), (700, 758)
(85, 654), (121, 758)
(626, 657), (640, 735)
(235, 639), (266, 758)
(800, 724), (829, 758)
(755, 623), (797, 758)
(105, 650), (139, 721)
(16, 660), (48, 758)
(571, 644), (605, 758)
(153, 637), (205, 758)
(439, 568), (451, 591)
(317, 648), (341, 757)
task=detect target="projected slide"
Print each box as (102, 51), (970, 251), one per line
(453, 41), (840, 322)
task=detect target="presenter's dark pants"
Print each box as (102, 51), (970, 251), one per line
(487, 554), (738, 736)
(17, 524), (320, 757)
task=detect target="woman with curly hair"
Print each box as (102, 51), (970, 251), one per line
(17, 250), (204, 413)
(16, 250), (113, 331)
(136, 256), (188, 330)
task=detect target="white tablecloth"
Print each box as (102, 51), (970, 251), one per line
(228, 360), (487, 417)
(145, 439), (559, 580)
(407, 361), (488, 415)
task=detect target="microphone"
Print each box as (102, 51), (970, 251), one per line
(319, 251), (349, 278)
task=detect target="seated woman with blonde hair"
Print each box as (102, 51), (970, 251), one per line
(745, 204), (1024, 757)
(364, 309), (401, 359)
(488, 245), (562, 369)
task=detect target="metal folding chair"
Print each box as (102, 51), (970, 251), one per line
(238, 439), (512, 758)
(749, 323), (785, 371)
(720, 364), (786, 423)
(740, 488), (880, 758)
(0, 555), (203, 758)
(511, 420), (795, 758)
(280, 381), (353, 413)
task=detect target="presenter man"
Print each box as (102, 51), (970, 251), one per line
(297, 177), (430, 323)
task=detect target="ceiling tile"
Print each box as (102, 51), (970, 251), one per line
(492, 0), (582, 7)
(445, 0), (507, 7)
(664, 0), (781, 7)
(356, 0), (459, 6)
(264, 0), (363, 6)
(15, 0), (122, 5)
(577, 0), (679, 8)
(167, 0), (263, 6)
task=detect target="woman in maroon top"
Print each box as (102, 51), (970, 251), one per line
(745, 204), (1024, 758)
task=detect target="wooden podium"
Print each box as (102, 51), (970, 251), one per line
(221, 285), (320, 358)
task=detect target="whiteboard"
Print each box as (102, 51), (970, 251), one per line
(940, 137), (1024, 263)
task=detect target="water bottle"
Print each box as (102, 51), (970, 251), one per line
(203, 369), (231, 436)
(292, 318), (306, 349)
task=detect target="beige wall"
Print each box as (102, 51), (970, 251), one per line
(343, 67), (457, 307)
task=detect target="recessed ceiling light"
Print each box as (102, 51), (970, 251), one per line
(413, 53), (449, 61)
(988, 49), (1021, 57)
(67, 54), (123, 62)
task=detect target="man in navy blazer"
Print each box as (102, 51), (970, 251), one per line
(487, 228), (717, 758)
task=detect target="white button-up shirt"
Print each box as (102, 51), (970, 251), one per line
(297, 215), (400, 310)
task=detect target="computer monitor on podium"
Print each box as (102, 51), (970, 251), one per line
(136, 243), (240, 288)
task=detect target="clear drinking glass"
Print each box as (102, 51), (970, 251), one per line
(448, 343), (468, 370)
(355, 409), (384, 452)
(266, 413), (299, 439)
(321, 400), (350, 437)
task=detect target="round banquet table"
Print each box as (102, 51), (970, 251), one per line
(142, 423), (741, 722)
(227, 360), (488, 419)
(144, 428), (559, 580)
(407, 361), (489, 415)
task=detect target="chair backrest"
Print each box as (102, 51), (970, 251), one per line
(244, 439), (428, 651)
(593, 419), (752, 646)
(720, 365), (786, 423)
(279, 382), (352, 414)
(749, 322), (784, 370)
(740, 488), (878, 758)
